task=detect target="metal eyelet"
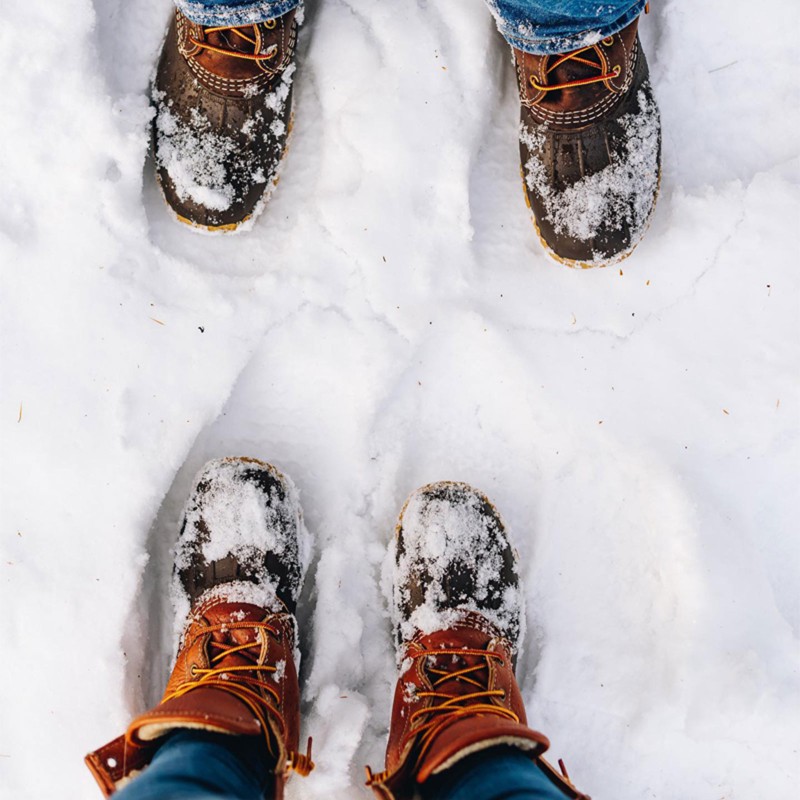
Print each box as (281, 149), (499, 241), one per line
(190, 664), (198, 676)
(264, 18), (277, 29)
(602, 36), (614, 46)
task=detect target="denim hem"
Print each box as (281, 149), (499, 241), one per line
(175, 0), (300, 27)
(496, 0), (646, 55)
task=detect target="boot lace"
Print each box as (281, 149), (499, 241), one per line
(530, 38), (621, 93)
(162, 619), (314, 776)
(366, 645), (518, 784)
(189, 18), (279, 63)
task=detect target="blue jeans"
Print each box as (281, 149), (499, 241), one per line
(114, 731), (274, 800)
(115, 732), (570, 800)
(175, 0), (646, 54)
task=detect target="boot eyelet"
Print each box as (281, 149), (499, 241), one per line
(602, 36), (614, 46)
(264, 19), (277, 29)
(190, 664), (198, 677)
(612, 65), (621, 77)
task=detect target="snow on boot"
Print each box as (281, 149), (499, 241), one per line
(85, 457), (313, 797)
(152, 10), (298, 232)
(515, 16), (661, 268)
(366, 481), (588, 799)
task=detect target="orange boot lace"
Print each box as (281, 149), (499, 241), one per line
(189, 19), (279, 63)
(529, 3), (650, 94)
(529, 38), (621, 93)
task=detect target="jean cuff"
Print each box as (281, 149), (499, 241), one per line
(175, 0), (300, 27)
(494, 0), (646, 55)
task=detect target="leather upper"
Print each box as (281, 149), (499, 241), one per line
(85, 601), (304, 797)
(515, 19), (640, 131)
(368, 617), (588, 800)
(176, 10), (297, 97)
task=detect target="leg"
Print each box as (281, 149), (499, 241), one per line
(488, 0), (662, 268)
(366, 482), (586, 800)
(115, 731), (272, 800)
(174, 0), (300, 28)
(86, 458), (313, 797)
(487, 0), (647, 55)
(423, 747), (575, 800)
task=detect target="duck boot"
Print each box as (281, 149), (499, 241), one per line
(366, 481), (588, 799)
(152, 10), (298, 232)
(515, 15), (661, 268)
(85, 457), (314, 797)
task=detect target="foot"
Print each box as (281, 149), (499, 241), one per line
(85, 457), (313, 796)
(152, 11), (298, 232)
(515, 17), (661, 268)
(391, 481), (524, 657)
(172, 456), (309, 618)
(368, 482), (586, 798)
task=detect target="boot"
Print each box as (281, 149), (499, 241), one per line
(366, 482), (589, 799)
(152, 10), (298, 232)
(85, 457), (313, 797)
(514, 15), (661, 268)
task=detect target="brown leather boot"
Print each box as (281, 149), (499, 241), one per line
(152, 10), (298, 232)
(85, 457), (313, 797)
(515, 15), (661, 268)
(366, 482), (588, 799)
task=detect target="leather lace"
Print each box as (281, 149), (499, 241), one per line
(366, 645), (518, 784)
(162, 619), (314, 776)
(530, 38), (621, 92)
(189, 19), (278, 62)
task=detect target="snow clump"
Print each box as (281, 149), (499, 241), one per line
(155, 106), (239, 211)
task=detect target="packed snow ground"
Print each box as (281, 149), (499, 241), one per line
(1, 0), (798, 798)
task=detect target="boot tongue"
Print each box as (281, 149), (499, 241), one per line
(548, 47), (603, 84)
(195, 25), (265, 81)
(541, 46), (609, 110)
(415, 620), (498, 698)
(424, 647), (488, 696)
(204, 26), (257, 56)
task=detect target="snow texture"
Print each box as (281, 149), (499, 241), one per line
(156, 105), (240, 210)
(1, 1), (798, 799)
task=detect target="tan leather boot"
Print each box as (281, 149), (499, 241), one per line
(85, 458), (313, 797)
(366, 482), (588, 800)
(514, 15), (661, 268)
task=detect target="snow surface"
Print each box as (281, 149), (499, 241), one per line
(1, 0), (799, 798)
